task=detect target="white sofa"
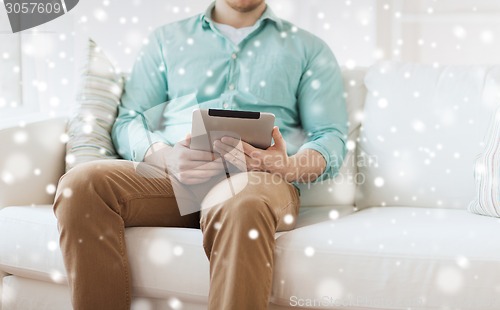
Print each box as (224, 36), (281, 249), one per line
(1, 64), (500, 310)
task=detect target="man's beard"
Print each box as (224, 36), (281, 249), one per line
(226, 0), (264, 13)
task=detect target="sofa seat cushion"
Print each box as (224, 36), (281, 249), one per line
(0, 204), (354, 301)
(272, 206), (500, 310)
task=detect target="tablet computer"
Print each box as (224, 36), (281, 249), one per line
(190, 109), (275, 151)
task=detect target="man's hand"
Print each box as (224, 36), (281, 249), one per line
(213, 126), (328, 183)
(213, 126), (291, 177)
(144, 134), (225, 185)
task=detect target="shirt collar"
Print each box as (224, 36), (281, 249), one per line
(200, 1), (283, 31)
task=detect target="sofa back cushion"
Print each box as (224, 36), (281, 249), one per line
(356, 63), (500, 210)
(298, 68), (367, 207)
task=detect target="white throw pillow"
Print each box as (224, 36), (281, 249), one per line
(65, 39), (124, 171)
(468, 106), (500, 217)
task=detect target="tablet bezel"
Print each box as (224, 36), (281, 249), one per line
(190, 108), (275, 151)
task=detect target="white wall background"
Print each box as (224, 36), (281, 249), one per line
(0, 0), (499, 126)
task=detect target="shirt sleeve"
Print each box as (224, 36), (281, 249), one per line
(111, 30), (169, 162)
(296, 40), (348, 182)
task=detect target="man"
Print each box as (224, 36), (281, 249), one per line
(53, 0), (347, 309)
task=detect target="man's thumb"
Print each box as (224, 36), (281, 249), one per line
(272, 126), (285, 149)
(181, 133), (191, 147)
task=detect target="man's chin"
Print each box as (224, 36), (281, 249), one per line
(227, 0), (264, 13)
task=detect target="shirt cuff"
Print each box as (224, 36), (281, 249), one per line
(297, 141), (342, 183)
(130, 131), (168, 162)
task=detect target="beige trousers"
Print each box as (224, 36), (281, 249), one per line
(53, 160), (300, 310)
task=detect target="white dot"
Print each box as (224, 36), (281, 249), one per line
(453, 152), (460, 159)
(2, 172), (14, 184)
(93, 8), (107, 21)
(436, 266), (464, 294)
(205, 85), (215, 95)
(329, 210), (340, 220)
(304, 246), (315, 257)
(248, 229), (259, 239)
(374, 177), (385, 187)
(37, 82), (47, 92)
(50, 97), (60, 107)
(46, 184), (56, 194)
(82, 124), (93, 134)
(13, 131), (28, 144)
(168, 297), (182, 310)
(311, 79), (321, 90)
(412, 120), (426, 132)
(346, 140), (355, 151)
(178, 68), (185, 75)
(254, 40), (261, 47)
(345, 59), (356, 70)
(148, 239), (173, 265)
(187, 38), (194, 45)
(280, 32), (287, 38)
(283, 214), (294, 225)
(34, 168), (41, 176)
(62, 188), (73, 198)
(259, 80), (266, 87)
(456, 255), (469, 269)
(47, 241), (58, 251)
(377, 98), (388, 109)
(481, 30), (494, 44)
(206, 70), (213, 77)
(66, 154), (76, 165)
(173, 245), (183, 256)
(453, 26), (467, 39)
(50, 270), (64, 283)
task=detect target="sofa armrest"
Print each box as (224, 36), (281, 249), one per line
(0, 118), (67, 209)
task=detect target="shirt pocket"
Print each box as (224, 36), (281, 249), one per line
(247, 54), (302, 105)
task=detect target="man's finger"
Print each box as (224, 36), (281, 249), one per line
(213, 140), (245, 156)
(180, 133), (192, 147)
(193, 158), (225, 171)
(186, 149), (217, 162)
(240, 140), (259, 157)
(271, 126), (286, 150)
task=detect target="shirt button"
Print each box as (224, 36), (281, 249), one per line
(231, 53), (237, 59)
(228, 84), (235, 90)
(223, 103), (229, 109)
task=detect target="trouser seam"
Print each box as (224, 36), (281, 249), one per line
(118, 221), (130, 309)
(117, 193), (174, 204)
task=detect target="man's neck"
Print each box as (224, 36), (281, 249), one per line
(212, 1), (266, 28)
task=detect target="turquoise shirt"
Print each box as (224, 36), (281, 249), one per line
(112, 3), (348, 181)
